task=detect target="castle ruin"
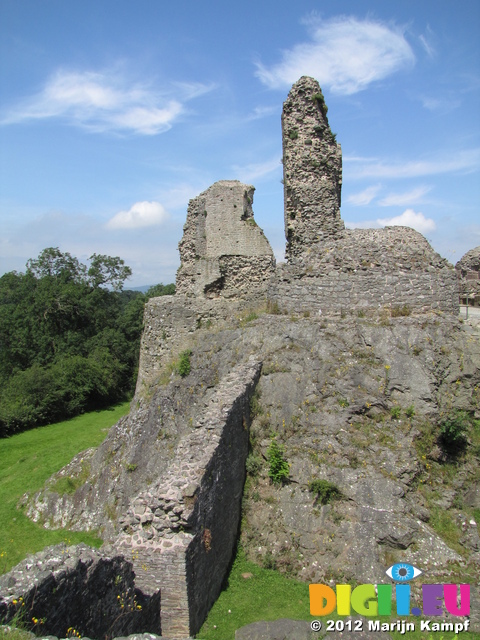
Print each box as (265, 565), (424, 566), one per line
(1, 77), (468, 640)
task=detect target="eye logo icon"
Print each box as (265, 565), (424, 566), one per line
(385, 563), (422, 582)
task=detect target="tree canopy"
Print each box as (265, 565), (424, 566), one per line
(0, 248), (174, 436)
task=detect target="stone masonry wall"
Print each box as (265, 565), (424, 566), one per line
(0, 544), (161, 639)
(269, 226), (459, 316)
(282, 76), (344, 260)
(136, 294), (249, 391)
(176, 180), (275, 299)
(115, 360), (262, 637)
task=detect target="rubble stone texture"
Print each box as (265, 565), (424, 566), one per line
(456, 246), (480, 304)
(176, 180), (275, 299)
(282, 76), (344, 260)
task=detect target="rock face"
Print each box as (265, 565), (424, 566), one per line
(456, 246), (480, 305)
(176, 180), (275, 299)
(282, 77), (344, 260)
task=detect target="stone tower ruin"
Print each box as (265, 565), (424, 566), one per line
(282, 76), (344, 261)
(176, 180), (275, 299)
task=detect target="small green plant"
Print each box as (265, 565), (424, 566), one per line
(438, 411), (469, 455)
(312, 92), (328, 116)
(391, 305), (411, 317)
(245, 453), (262, 477)
(288, 129), (298, 140)
(308, 479), (342, 505)
(250, 388), (263, 417)
(405, 405), (416, 419)
(177, 349), (192, 377)
(338, 398), (349, 408)
(266, 299), (281, 315)
(125, 463), (137, 472)
(266, 436), (290, 484)
(390, 406), (401, 420)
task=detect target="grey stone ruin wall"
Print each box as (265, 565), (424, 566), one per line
(269, 226), (459, 316)
(135, 294), (248, 392)
(116, 360), (262, 637)
(0, 544), (161, 639)
(2, 361), (262, 640)
(282, 76), (344, 261)
(176, 180), (275, 300)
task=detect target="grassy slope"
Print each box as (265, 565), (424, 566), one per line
(0, 402), (130, 573)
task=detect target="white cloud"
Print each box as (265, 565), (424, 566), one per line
(0, 68), (213, 135)
(255, 15), (415, 94)
(345, 209), (436, 234)
(377, 209), (436, 233)
(345, 149), (480, 179)
(346, 185), (381, 206)
(378, 186), (431, 206)
(106, 201), (170, 229)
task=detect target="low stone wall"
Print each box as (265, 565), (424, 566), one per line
(0, 544), (161, 639)
(269, 264), (459, 316)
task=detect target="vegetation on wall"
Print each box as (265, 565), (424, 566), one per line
(0, 247), (174, 436)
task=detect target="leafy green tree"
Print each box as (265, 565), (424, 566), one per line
(87, 254), (132, 291)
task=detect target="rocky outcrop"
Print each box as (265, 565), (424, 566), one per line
(282, 77), (344, 260)
(176, 180), (275, 299)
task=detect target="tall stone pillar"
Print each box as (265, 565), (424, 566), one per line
(282, 76), (344, 261)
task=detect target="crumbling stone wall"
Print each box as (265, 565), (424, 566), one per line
(456, 246), (480, 306)
(176, 180), (275, 299)
(269, 76), (459, 316)
(21, 360), (261, 639)
(269, 226), (459, 316)
(282, 76), (344, 260)
(0, 544), (161, 639)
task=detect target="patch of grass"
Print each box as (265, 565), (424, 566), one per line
(0, 402), (129, 574)
(197, 546), (311, 640)
(51, 462), (91, 495)
(429, 506), (465, 557)
(391, 305), (411, 317)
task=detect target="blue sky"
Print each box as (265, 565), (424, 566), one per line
(1, 0), (479, 287)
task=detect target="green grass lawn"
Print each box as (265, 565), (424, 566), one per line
(197, 547), (311, 639)
(0, 402), (130, 574)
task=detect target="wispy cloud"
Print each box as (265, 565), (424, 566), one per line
(346, 185), (381, 206)
(346, 209), (436, 235)
(378, 185), (431, 206)
(1, 68), (213, 135)
(106, 201), (170, 229)
(232, 157), (282, 183)
(255, 15), (415, 94)
(345, 149), (480, 179)
(418, 26), (437, 59)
